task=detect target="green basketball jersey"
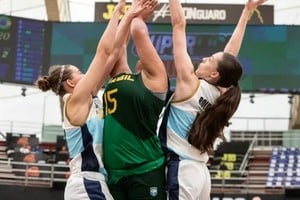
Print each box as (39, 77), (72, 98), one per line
(103, 73), (165, 184)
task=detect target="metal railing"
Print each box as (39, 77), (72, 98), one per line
(0, 160), (69, 187)
(0, 116), (291, 141)
(1, 122), (300, 194)
(239, 134), (257, 173)
(210, 131), (300, 194)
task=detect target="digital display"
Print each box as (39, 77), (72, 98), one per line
(145, 24), (300, 93)
(0, 15), (51, 85)
(50, 22), (300, 93)
(2, 15), (300, 93)
(0, 15), (16, 81)
(50, 22), (105, 73)
(131, 33), (231, 61)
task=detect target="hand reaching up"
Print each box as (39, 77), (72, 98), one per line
(115, 0), (126, 15)
(245, 0), (268, 11)
(129, 0), (157, 18)
(139, 0), (159, 20)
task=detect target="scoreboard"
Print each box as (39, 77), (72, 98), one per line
(1, 14), (300, 93)
(0, 15), (51, 85)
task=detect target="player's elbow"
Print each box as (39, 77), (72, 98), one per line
(171, 15), (186, 29)
(105, 51), (119, 70)
(131, 18), (148, 38)
(172, 20), (185, 31)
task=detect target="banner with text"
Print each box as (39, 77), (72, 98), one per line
(94, 2), (273, 25)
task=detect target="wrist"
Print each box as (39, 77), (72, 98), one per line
(243, 6), (252, 13)
(243, 7), (253, 16)
(127, 10), (137, 19)
(115, 4), (125, 15)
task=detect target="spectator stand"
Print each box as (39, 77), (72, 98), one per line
(53, 135), (70, 189)
(267, 147), (300, 188)
(0, 132), (69, 188)
(210, 140), (251, 186)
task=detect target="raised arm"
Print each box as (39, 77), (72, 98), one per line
(130, 11), (168, 92)
(109, 29), (131, 77)
(92, 0), (126, 93)
(102, 0), (151, 78)
(224, 0), (267, 56)
(169, 0), (198, 98)
(66, 0), (125, 125)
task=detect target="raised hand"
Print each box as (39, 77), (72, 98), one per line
(115, 0), (126, 15)
(245, 0), (267, 11)
(139, 0), (159, 20)
(129, 0), (155, 17)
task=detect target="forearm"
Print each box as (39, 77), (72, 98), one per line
(169, 0), (186, 28)
(101, 11), (134, 78)
(74, 13), (133, 99)
(104, 0), (152, 75)
(131, 17), (147, 39)
(112, 12), (134, 60)
(96, 7), (123, 54)
(168, 0), (194, 79)
(224, 7), (251, 57)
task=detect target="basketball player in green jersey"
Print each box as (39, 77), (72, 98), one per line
(101, 0), (168, 199)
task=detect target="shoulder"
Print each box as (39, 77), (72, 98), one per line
(199, 79), (220, 102)
(62, 93), (71, 103)
(199, 79), (219, 91)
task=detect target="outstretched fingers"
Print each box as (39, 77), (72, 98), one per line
(138, 0), (159, 20)
(254, 0), (268, 6)
(115, 0), (126, 15)
(129, 0), (148, 16)
(146, 0), (158, 9)
(246, 0), (268, 11)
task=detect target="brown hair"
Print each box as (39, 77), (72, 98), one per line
(36, 64), (73, 96)
(188, 52), (242, 153)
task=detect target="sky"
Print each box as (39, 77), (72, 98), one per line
(0, 0), (299, 139)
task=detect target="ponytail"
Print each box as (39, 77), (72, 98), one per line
(188, 85), (241, 153)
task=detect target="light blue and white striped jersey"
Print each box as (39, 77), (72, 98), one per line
(62, 94), (107, 178)
(166, 79), (220, 162)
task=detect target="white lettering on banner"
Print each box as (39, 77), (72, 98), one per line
(152, 4), (227, 22)
(153, 4), (169, 22)
(184, 8), (226, 20)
